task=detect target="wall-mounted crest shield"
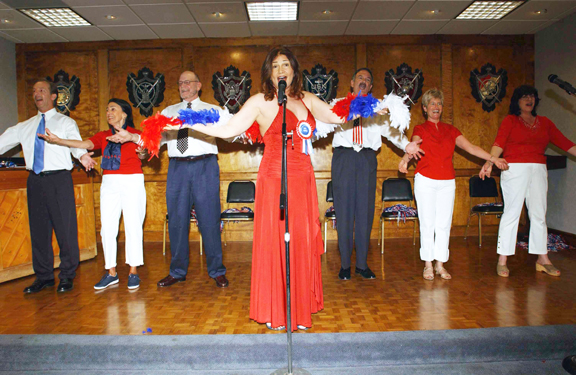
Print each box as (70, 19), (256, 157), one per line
(385, 63), (423, 106)
(302, 64), (338, 103)
(469, 63), (508, 113)
(212, 66), (252, 114)
(126, 67), (165, 117)
(48, 70), (81, 115)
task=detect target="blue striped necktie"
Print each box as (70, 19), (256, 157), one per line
(33, 114), (45, 174)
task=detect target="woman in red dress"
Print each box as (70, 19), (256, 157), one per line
(185, 46), (351, 330)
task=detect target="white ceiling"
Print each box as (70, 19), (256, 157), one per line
(0, 0), (574, 43)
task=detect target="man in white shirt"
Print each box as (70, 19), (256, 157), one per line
(0, 79), (96, 293)
(332, 68), (418, 280)
(156, 71), (228, 288)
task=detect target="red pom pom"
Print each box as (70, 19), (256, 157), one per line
(331, 93), (356, 120)
(140, 113), (182, 159)
(245, 121), (263, 144)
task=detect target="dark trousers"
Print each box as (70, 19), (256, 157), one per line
(26, 171), (80, 281)
(166, 155), (226, 279)
(331, 147), (377, 270)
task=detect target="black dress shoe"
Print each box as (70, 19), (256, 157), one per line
(214, 275), (229, 288)
(57, 278), (74, 292)
(157, 275), (186, 287)
(23, 279), (55, 294)
(563, 355), (576, 375)
(355, 267), (376, 279)
(338, 267), (351, 280)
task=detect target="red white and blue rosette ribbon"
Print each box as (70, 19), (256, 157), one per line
(296, 120), (314, 155)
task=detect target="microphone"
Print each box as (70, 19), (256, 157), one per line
(277, 80), (287, 105)
(548, 74), (576, 95)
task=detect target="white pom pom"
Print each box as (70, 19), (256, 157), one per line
(374, 93), (411, 133)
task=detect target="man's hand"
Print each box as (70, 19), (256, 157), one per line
(405, 139), (425, 160)
(79, 152), (97, 171)
(38, 128), (61, 145)
(106, 126), (134, 144)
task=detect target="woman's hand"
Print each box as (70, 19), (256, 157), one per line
(38, 128), (61, 145)
(136, 146), (148, 160)
(399, 158), (409, 173)
(106, 126), (135, 144)
(479, 161), (492, 180)
(376, 107), (389, 115)
(492, 157), (509, 171)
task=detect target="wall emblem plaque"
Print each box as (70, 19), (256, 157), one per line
(302, 64), (338, 103)
(48, 70), (81, 115)
(470, 63), (508, 113)
(212, 66), (252, 114)
(385, 63), (423, 106)
(126, 67), (165, 117)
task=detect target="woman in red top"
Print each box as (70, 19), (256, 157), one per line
(41, 99), (146, 289)
(400, 89), (507, 280)
(480, 85), (576, 277)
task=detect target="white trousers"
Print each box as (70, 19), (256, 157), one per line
(100, 174), (146, 269)
(414, 173), (456, 263)
(497, 163), (548, 256)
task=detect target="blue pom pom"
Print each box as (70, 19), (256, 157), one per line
(348, 94), (379, 121)
(147, 328), (152, 333)
(177, 108), (220, 126)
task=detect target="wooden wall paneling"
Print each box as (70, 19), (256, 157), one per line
(97, 49), (110, 132)
(441, 43), (453, 124)
(451, 44), (532, 170)
(16, 51), (28, 123)
(22, 51), (100, 140)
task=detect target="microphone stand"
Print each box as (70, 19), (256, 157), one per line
(271, 96), (311, 375)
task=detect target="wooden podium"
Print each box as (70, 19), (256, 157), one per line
(0, 168), (97, 283)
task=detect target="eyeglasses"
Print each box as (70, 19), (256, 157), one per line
(178, 80), (199, 86)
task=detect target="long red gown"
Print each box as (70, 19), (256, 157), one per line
(249, 102), (324, 330)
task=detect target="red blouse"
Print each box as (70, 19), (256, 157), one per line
(89, 127), (143, 175)
(413, 121), (462, 180)
(494, 115), (575, 164)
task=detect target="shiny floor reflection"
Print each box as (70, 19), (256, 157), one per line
(0, 236), (574, 335)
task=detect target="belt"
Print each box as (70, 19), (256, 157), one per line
(170, 154), (213, 162)
(29, 169), (69, 177)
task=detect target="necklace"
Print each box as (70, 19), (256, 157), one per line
(518, 115), (539, 130)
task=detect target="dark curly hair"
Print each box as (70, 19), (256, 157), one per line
(509, 85), (539, 117)
(261, 46), (303, 101)
(108, 98), (134, 128)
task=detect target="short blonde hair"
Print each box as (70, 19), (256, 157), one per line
(421, 88), (444, 108)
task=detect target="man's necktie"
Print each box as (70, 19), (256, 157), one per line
(33, 114), (45, 174)
(353, 117), (363, 147)
(177, 102), (192, 154)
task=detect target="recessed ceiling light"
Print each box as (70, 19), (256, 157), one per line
(19, 8), (91, 27)
(322, 10), (332, 15)
(212, 12), (223, 18)
(535, 9), (547, 15)
(246, 2), (298, 21)
(105, 14), (116, 20)
(456, 1), (524, 20)
(431, 9), (441, 14)
(1, 18), (12, 24)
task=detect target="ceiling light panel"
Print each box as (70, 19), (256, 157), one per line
(19, 8), (91, 27)
(246, 2), (298, 21)
(456, 1), (524, 20)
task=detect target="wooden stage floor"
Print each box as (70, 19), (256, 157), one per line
(1, 236), (575, 335)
